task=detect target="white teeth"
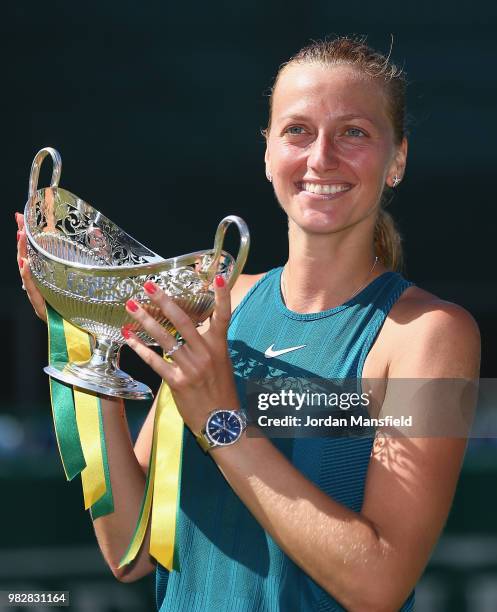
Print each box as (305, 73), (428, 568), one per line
(302, 182), (351, 195)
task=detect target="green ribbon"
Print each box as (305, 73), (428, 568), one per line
(46, 303), (113, 516)
(46, 304), (86, 480)
(90, 401), (114, 518)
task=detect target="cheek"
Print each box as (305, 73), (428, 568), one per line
(346, 148), (390, 183)
(270, 143), (307, 176)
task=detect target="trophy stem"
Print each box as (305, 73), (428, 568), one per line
(90, 337), (121, 371)
(44, 335), (154, 401)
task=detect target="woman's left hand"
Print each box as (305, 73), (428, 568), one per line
(122, 275), (240, 434)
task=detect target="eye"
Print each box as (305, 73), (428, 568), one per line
(345, 127), (367, 137)
(284, 125), (306, 135)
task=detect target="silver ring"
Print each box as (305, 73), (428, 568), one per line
(165, 339), (185, 358)
(21, 284), (26, 291)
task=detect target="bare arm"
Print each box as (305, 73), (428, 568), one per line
(16, 212), (155, 582)
(92, 275), (264, 583)
(104, 273), (261, 579)
(207, 300), (480, 611)
(91, 396), (156, 582)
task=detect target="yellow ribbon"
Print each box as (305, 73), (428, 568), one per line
(150, 384), (184, 569)
(62, 319), (107, 509)
(47, 303), (182, 566)
(120, 381), (184, 571)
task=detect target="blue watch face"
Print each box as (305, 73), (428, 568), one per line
(206, 411), (243, 445)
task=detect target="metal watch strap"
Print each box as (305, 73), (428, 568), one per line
(196, 429), (213, 453)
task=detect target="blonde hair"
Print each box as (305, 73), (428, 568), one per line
(264, 35), (408, 271)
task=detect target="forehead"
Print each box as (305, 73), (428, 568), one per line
(272, 63), (390, 127)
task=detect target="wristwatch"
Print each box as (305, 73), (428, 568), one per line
(196, 409), (247, 453)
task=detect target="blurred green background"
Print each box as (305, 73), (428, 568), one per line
(1, 1), (497, 610)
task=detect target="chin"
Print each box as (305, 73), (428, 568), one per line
(303, 223), (346, 236)
(285, 195), (378, 236)
(295, 208), (350, 234)
(290, 217), (345, 236)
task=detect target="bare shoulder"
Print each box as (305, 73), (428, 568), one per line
(231, 272), (267, 312)
(391, 285), (480, 340)
(384, 285), (481, 378)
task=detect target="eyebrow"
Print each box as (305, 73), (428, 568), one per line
(278, 113), (378, 125)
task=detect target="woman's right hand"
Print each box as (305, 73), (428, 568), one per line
(15, 212), (47, 323)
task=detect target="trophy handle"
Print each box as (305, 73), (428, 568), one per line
(211, 215), (250, 289)
(28, 147), (62, 198)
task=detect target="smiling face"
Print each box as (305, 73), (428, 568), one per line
(265, 62), (407, 237)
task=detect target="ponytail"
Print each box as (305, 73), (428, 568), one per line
(374, 208), (403, 271)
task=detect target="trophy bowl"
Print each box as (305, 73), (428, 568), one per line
(24, 147), (250, 400)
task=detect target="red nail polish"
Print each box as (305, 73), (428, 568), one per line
(19, 259), (24, 269)
(215, 275), (225, 288)
(16, 230), (21, 242)
(121, 325), (132, 339)
(126, 299), (139, 312)
(144, 280), (157, 294)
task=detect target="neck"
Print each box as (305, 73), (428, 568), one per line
(282, 222), (386, 313)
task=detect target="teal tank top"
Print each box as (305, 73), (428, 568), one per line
(157, 268), (415, 611)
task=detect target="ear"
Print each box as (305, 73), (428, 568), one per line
(397, 137), (408, 170)
(387, 137), (408, 186)
(264, 142), (270, 175)
(264, 140), (274, 183)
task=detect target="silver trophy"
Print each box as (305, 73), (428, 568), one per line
(24, 147), (250, 400)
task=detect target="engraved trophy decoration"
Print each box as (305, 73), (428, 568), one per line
(24, 147), (250, 400)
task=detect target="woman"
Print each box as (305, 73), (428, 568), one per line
(16, 36), (480, 611)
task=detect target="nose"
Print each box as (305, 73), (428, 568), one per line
(307, 133), (340, 174)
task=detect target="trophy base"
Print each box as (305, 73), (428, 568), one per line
(44, 361), (154, 401)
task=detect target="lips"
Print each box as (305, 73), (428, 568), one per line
(299, 181), (352, 195)
(295, 181), (354, 200)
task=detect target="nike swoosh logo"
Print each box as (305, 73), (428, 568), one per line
(264, 344), (307, 359)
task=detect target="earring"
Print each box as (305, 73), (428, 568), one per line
(392, 174), (401, 187)
(266, 170), (272, 183)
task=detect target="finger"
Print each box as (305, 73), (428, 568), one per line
(19, 258), (47, 322)
(122, 328), (175, 383)
(17, 227), (28, 262)
(124, 321), (198, 382)
(125, 296), (201, 372)
(209, 274), (231, 335)
(16, 227), (48, 323)
(142, 281), (205, 351)
(16, 228), (22, 265)
(15, 212), (25, 231)
(125, 297), (187, 356)
(17, 228), (28, 270)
